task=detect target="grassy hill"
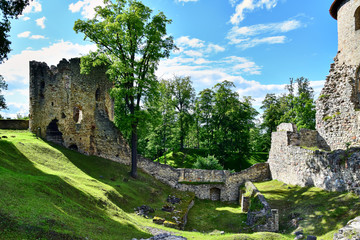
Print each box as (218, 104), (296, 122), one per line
(0, 130), (359, 240)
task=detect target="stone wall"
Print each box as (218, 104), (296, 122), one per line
(0, 120), (29, 130)
(335, 0), (360, 66)
(316, 56), (360, 150)
(269, 123), (360, 193)
(29, 58), (271, 203)
(139, 155), (270, 202)
(242, 181), (279, 232)
(29, 58), (130, 161)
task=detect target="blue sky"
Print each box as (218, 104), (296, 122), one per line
(0, 0), (337, 118)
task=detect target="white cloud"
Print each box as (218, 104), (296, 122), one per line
(238, 36), (286, 49)
(227, 19), (302, 49)
(22, 16), (30, 21)
(17, 31), (31, 38)
(176, 0), (199, 2)
(206, 44), (226, 53)
(30, 35), (46, 39)
(184, 50), (203, 57)
(228, 20), (301, 39)
(17, 31), (45, 40)
(69, 0), (106, 19)
(35, 17), (46, 29)
(176, 36), (205, 49)
(230, 0), (278, 25)
(23, 0), (42, 14)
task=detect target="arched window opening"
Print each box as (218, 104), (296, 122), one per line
(46, 119), (63, 144)
(73, 106), (83, 124)
(69, 144), (78, 151)
(210, 187), (221, 201)
(95, 88), (101, 101)
(355, 6), (360, 30)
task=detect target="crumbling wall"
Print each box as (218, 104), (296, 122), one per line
(29, 58), (130, 161)
(241, 181), (279, 232)
(316, 56), (360, 150)
(269, 123), (360, 193)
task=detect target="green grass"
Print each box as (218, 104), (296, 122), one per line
(0, 130), (358, 240)
(255, 180), (360, 240)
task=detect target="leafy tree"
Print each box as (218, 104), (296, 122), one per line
(168, 76), (195, 150)
(140, 79), (176, 161)
(196, 88), (214, 149)
(193, 155), (223, 170)
(260, 77), (316, 152)
(74, 0), (175, 178)
(211, 81), (257, 167)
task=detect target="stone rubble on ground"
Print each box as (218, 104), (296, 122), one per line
(334, 216), (360, 240)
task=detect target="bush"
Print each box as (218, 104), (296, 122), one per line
(193, 155), (223, 170)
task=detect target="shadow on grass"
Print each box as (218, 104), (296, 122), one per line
(0, 140), (151, 240)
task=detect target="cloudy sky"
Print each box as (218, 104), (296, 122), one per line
(0, 0), (337, 118)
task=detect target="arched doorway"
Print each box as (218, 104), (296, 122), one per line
(46, 119), (63, 145)
(210, 187), (221, 201)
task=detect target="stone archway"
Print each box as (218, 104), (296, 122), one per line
(210, 187), (221, 201)
(46, 119), (63, 145)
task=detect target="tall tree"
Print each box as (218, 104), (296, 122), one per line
(74, 0), (175, 178)
(169, 76), (195, 150)
(196, 88), (214, 149)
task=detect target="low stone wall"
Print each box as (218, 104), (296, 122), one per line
(269, 123), (360, 193)
(0, 120), (29, 130)
(241, 181), (279, 232)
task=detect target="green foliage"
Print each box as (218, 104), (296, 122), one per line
(193, 155), (224, 170)
(74, 0), (176, 177)
(319, 94), (329, 99)
(249, 195), (264, 212)
(260, 77), (316, 152)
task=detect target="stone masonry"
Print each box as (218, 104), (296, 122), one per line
(269, 123), (360, 193)
(29, 58), (271, 203)
(29, 58), (130, 162)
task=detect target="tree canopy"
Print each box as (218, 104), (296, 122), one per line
(74, 0), (176, 178)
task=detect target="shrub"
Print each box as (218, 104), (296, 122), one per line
(193, 155), (224, 170)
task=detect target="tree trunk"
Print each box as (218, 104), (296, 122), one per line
(130, 123), (138, 178)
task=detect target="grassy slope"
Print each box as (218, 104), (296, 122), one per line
(255, 180), (360, 240)
(0, 130), (357, 240)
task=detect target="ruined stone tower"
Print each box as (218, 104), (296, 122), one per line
(29, 58), (130, 162)
(316, 0), (360, 150)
